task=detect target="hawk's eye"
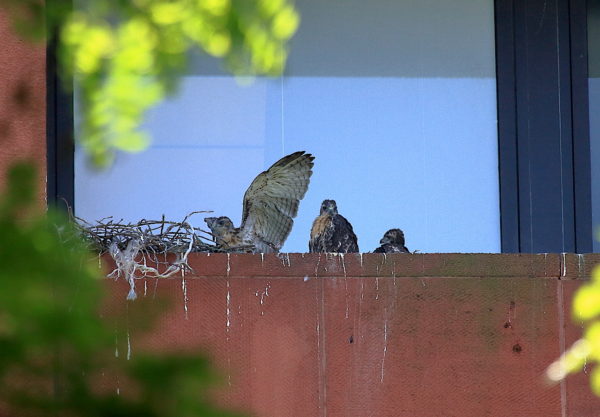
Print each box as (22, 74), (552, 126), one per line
(218, 219), (225, 226)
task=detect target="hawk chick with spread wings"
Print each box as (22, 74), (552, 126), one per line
(205, 151), (314, 253)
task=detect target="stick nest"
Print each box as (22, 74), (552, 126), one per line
(71, 211), (253, 300)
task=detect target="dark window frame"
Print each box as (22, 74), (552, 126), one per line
(47, 0), (594, 252)
(571, 0), (594, 253)
(495, 0), (593, 253)
(46, 16), (74, 213)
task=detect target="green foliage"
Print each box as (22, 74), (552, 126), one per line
(0, 162), (245, 417)
(1, 0), (299, 166)
(547, 265), (600, 395)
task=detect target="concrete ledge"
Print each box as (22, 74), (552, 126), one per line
(104, 253), (600, 280)
(102, 253), (600, 417)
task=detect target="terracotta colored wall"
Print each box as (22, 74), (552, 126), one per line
(103, 253), (600, 417)
(0, 10), (46, 202)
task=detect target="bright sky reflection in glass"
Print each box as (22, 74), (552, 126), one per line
(76, 0), (500, 253)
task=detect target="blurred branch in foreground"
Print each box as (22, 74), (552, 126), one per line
(546, 265), (600, 395)
(1, 0), (299, 167)
(0, 161), (246, 417)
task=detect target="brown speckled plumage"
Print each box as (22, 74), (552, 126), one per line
(310, 214), (331, 239)
(309, 200), (358, 253)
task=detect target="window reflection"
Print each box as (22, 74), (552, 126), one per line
(75, 0), (500, 253)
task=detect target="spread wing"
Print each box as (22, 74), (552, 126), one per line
(240, 151), (315, 251)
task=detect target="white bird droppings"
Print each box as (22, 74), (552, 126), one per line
(126, 330), (132, 361)
(181, 274), (189, 319)
(226, 280), (231, 329)
(381, 317), (388, 383)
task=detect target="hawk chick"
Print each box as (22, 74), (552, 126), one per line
(309, 199), (359, 253)
(205, 151), (314, 253)
(374, 228), (410, 253)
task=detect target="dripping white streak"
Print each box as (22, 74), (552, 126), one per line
(381, 316), (388, 383)
(226, 280), (231, 329)
(341, 254), (349, 318)
(316, 321), (321, 400)
(557, 280), (567, 417)
(340, 253), (347, 277)
(181, 273), (189, 320)
(127, 330), (132, 361)
(315, 253), (321, 278)
(227, 253), (231, 277)
(255, 284), (270, 316)
(317, 279), (328, 417)
(226, 279), (231, 386)
(344, 276), (349, 319)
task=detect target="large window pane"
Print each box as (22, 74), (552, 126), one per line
(75, 0), (500, 253)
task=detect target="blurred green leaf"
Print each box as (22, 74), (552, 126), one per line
(0, 161), (247, 417)
(592, 366), (600, 396)
(574, 285), (600, 320)
(1, 0), (300, 167)
(548, 264), (600, 397)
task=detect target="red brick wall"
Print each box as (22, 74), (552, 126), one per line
(0, 11), (46, 203)
(104, 253), (600, 417)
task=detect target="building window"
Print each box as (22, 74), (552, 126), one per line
(73, 0), (500, 253)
